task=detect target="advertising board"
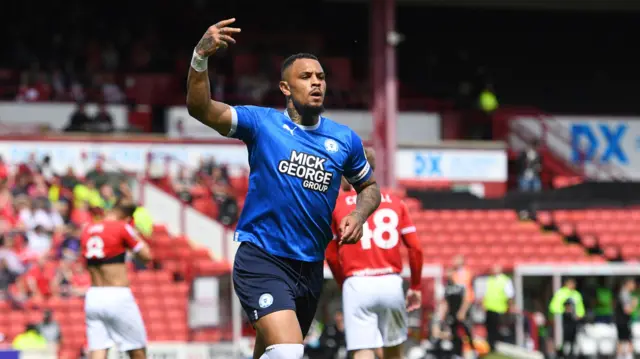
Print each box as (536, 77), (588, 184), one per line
(395, 148), (508, 182)
(0, 137), (507, 183)
(511, 116), (640, 180)
(0, 102), (128, 131)
(166, 106), (442, 145)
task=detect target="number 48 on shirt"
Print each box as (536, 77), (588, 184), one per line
(360, 208), (400, 250)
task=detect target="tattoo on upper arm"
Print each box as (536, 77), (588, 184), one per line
(353, 177), (377, 193)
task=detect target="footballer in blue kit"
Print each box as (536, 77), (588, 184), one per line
(186, 19), (382, 359)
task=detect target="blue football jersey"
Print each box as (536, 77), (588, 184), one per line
(228, 105), (372, 262)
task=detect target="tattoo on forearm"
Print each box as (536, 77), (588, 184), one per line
(354, 180), (381, 222)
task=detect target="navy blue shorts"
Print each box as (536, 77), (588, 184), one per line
(233, 242), (324, 336)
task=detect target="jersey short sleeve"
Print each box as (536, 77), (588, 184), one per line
(228, 105), (265, 143)
(121, 223), (143, 252)
(398, 200), (417, 235)
(343, 130), (372, 186)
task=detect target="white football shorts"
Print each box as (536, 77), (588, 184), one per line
(85, 286), (147, 352)
(342, 274), (408, 351)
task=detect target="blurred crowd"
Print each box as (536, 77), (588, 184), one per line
(0, 154), (136, 307)
(150, 156), (243, 226)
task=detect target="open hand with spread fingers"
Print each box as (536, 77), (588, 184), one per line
(195, 18), (241, 57)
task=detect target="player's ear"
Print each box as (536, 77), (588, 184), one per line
(279, 80), (291, 97)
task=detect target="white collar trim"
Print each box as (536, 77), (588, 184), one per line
(283, 110), (321, 131)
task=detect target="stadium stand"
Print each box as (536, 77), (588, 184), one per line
(0, 158), (233, 358)
(5, 1), (640, 358)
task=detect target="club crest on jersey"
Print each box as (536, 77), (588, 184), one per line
(324, 139), (339, 153)
(278, 150), (334, 192)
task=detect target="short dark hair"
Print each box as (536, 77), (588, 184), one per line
(114, 198), (137, 219)
(281, 53), (319, 79)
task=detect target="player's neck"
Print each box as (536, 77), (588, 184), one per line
(286, 107), (319, 127)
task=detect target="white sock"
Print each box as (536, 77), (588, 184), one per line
(259, 344), (305, 359)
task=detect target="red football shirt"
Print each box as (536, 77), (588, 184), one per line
(80, 220), (142, 264)
(327, 190), (423, 289)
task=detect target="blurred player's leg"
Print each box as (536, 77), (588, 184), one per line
(88, 349), (108, 359)
(382, 343), (403, 359)
(254, 310), (304, 358)
(343, 277), (383, 354)
(352, 349), (376, 359)
(377, 276), (408, 359)
(126, 348), (147, 359)
(85, 289), (114, 359)
(253, 333), (267, 359)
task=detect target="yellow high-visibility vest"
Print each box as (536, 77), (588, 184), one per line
(483, 274), (510, 314)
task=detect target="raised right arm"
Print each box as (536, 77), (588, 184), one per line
(186, 19), (241, 136)
(186, 65), (234, 136)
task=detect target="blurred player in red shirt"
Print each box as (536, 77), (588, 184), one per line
(326, 149), (423, 359)
(81, 199), (152, 359)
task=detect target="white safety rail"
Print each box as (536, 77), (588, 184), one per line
(514, 263), (640, 355)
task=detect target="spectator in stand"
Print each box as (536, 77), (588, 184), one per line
(16, 196), (34, 229)
(69, 262), (90, 296)
(212, 166), (238, 225)
(211, 166), (231, 201)
(40, 156), (56, 181)
(22, 255), (55, 299)
(101, 74), (125, 103)
(174, 167), (194, 203)
(85, 161), (109, 188)
(517, 140), (543, 192)
(64, 102), (91, 132)
(69, 78), (86, 103)
(31, 199), (64, 233)
(12, 324), (47, 350)
(59, 168), (79, 190)
(58, 224), (81, 260)
(37, 310), (61, 346)
(90, 102), (115, 133)
(197, 156), (218, 177)
(116, 180), (133, 200)
(99, 184), (117, 210)
(0, 183), (16, 223)
(12, 175), (31, 197)
(70, 201), (92, 226)
(0, 258), (18, 300)
(28, 176), (49, 200)
(51, 257), (75, 297)
(26, 224), (52, 256)
(132, 204), (154, 238)
(0, 156), (8, 181)
(0, 234), (25, 276)
(16, 73), (44, 102)
(54, 201), (72, 225)
(24, 153), (42, 175)
(51, 69), (68, 101)
(73, 179), (103, 209)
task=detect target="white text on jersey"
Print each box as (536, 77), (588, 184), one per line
(278, 150), (333, 192)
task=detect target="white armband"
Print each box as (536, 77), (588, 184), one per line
(191, 50), (208, 72)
